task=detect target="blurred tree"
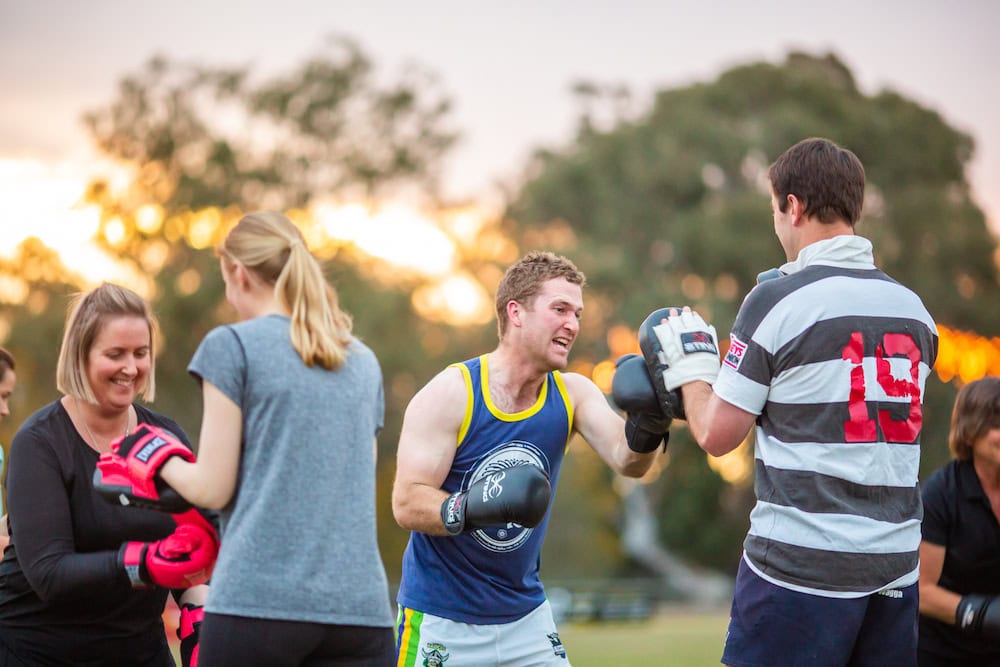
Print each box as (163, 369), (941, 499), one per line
(0, 241), (80, 447)
(1, 36), (482, 580)
(84, 35), (457, 211)
(76, 34), (464, 441)
(514, 51), (1000, 575)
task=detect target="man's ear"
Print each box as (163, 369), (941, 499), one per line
(506, 300), (523, 329)
(787, 194), (806, 225)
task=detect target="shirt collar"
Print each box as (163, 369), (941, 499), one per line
(779, 235), (875, 275)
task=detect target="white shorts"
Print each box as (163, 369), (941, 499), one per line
(396, 599), (571, 667)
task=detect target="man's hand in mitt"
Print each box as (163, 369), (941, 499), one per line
(640, 307), (720, 391)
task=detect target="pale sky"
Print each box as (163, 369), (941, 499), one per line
(3, 1), (999, 231)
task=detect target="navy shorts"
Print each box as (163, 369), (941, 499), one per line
(721, 558), (917, 667)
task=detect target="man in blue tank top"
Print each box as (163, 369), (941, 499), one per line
(392, 251), (664, 666)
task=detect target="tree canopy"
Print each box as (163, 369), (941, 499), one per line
(509, 51), (999, 571)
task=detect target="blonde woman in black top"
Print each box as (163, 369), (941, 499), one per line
(0, 284), (214, 666)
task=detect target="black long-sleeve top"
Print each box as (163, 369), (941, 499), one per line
(0, 400), (192, 665)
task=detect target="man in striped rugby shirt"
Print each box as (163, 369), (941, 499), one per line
(646, 137), (938, 667)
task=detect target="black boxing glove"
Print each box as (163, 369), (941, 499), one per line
(957, 594), (1000, 639)
(441, 464), (551, 536)
(637, 308), (689, 420)
(611, 354), (671, 453)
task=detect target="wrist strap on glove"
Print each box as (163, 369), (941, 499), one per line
(120, 541), (151, 589)
(441, 491), (468, 536)
(624, 412), (669, 453)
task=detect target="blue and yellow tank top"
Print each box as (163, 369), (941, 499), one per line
(397, 355), (574, 624)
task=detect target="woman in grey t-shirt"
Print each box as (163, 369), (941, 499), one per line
(156, 211), (395, 665)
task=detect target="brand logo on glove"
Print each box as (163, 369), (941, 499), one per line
(482, 471), (505, 502)
(680, 331), (718, 355)
(136, 435), (169, 463)
(464, 441), (549, 553)
(444, 495), (464, 524)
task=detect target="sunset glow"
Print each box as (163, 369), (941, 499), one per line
(3, 159), (999, 366)
(0, 162), (496, 325)
(935, 324), (1000, 384)
(411, 272), (493, 326)
(314, 202), (457, 277)
(0, 158), (133, 286)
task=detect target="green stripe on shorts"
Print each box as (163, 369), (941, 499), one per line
(397, 607), (424, 667)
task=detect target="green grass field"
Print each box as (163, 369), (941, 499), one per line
(559, 607), (729, 667)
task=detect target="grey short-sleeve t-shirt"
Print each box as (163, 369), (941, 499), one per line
(189, 314), (392, 627)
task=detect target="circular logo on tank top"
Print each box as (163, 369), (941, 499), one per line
(463, 441), (550, 553)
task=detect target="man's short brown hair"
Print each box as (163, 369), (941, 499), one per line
(769, 137), (865, 225)
(495, 251), (586, 339)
